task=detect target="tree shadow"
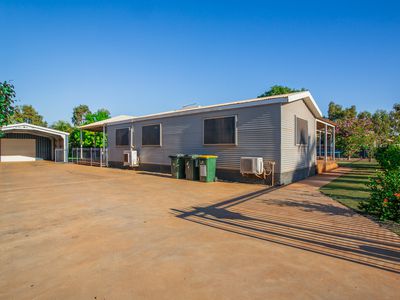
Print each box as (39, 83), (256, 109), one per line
(264, 199), (356, 217)
(323, 193), (367, 202)
(171, 187), (400, 274)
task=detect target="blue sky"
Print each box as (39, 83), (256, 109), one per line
(1, 0), (399, 124)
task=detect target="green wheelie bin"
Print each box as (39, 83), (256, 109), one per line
(184, 155), (200, 181)
(198, 155), (218, 182)
(169, 154), (186, 179)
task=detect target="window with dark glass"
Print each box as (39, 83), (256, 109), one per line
(116, 128), (129, 146)
(296, 117), (308, 145)
(204, 116), (236, 145)
(142, 124), (161, 146)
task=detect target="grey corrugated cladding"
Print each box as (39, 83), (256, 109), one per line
(107, 99), (317, 183)
(108, 103), (281, 170)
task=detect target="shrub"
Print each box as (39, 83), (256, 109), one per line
(360, 170), (400, 222)
(374, 144), (400, 171)
(360, 144), (400, 222)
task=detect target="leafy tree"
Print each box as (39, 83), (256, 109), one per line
(84, 108), (110, 124)
(13, 104), (47, 127)
(69, 129), (107, 148)
(390, 103), (400, 139)
(51, 120), (73, 133)
(72, 104), (91, 126)
(258, 85), (306, 98)
(335, 113), (374, 159)
(69, 107), (111, 148)
(328, 102), (357, 121)
(372, 110), (391, 146)
(0, 81), (16, 131)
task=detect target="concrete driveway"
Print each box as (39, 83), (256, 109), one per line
(1, 162), (399, 299)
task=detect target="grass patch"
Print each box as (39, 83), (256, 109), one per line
(320, 160), (400, 235)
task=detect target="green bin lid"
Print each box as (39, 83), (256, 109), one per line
(198, 155), (218, 158)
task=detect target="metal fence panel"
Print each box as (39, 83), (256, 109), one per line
(69, 148), (108, 167)
(55, 148), (67, 163)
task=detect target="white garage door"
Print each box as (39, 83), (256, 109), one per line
(0, 139), (36, 162)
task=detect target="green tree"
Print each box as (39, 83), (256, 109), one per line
(372, 110), (391, 146)
(72, 104), (91, 126)
(257, 85), (306, 98)
(390, 103), (400, 140)
(0, 81), (16, 131)
(84, 108), (110, 124)
(328, 102), (357, 121)
(13, 104), (47, 127)
(69, 107), (111, 148)
(51, 120), (73, 133)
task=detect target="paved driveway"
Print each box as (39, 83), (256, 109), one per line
(1, 162), (399, 299)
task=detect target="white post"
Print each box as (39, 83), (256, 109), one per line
(64, 135), (69, 163)
(319, 131), (322, 157)
(324, 124), (328, 162)
(332, 125), (336, 161)
(80, 129), (83, 159)
(102, 125), (106, 167)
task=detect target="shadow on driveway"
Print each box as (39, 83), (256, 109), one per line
(171, 179), (400, 274)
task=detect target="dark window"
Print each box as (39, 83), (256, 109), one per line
(296, 117), (308, 145)
(204, 116), (236, 145)
(116, 128), (129, 146)
(142, 124), (161, 146)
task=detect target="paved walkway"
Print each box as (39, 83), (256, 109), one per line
(1, 162), (399, 299)
(175, 167), (400, 274)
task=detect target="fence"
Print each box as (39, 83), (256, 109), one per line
(69, 148), (108, 167)
(55, 148), (68, 163)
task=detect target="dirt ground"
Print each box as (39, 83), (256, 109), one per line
(1, 162), (399, 300)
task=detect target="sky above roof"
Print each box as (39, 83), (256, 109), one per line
(1, 0), (399, 124)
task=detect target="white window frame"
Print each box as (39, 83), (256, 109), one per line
(295, 116), (308, 146)
(115, 127), (130, 147)
(203, 115), (238, 146)
(141, 123), (162, 147)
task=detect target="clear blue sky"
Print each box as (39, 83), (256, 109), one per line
(1, 0), (399, 124)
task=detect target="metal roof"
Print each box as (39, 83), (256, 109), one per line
(1, 123), (70, 137)
(80, 91), (323, 130)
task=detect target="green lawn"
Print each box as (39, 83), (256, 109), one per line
(320, 160), (378, 212)
(320, 160), (400, 235)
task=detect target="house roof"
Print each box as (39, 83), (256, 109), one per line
(316, 117), (337, 127)
(79, 115), (134, 131)
(81, 91), (323, 130)
(1, 123), (70, 137)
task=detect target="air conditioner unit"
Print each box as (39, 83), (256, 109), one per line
(240, 157), (264, 175)
(123, 150), (139, 167)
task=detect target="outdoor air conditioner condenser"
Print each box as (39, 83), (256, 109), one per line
(240, 157), (264, 175)
(123, 150), (138, 167)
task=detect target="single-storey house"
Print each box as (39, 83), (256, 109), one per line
(0, 123), (69, 163)
(81, 91), (336, 184)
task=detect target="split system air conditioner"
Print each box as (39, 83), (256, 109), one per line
(123, 150), (139, 167)
(240, 157), (264, 175)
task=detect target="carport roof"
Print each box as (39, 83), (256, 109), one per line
(79, 115), (134, 132)
(0, 123), (69, 137)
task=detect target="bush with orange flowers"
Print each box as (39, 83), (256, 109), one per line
(360, 145), (400, 221)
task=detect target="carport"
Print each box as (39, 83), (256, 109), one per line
(0, 123), (69, 162)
